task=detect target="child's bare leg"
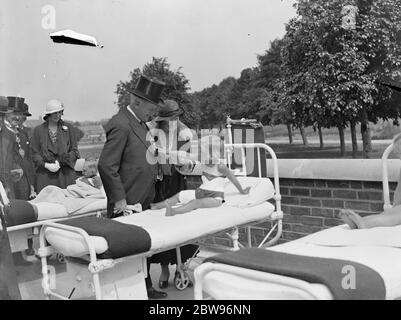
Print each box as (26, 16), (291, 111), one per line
(151, 193), (180, 209)
(360, 205), (401, 228)
(165, 198), (222, 216)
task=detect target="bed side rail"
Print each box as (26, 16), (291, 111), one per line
(194, 262), (326, 300)
(382, 141), (395, 211)
(7, 210), (102, 232)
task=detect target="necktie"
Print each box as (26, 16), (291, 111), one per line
(140, 121), (149, 131)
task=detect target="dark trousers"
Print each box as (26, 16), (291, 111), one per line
(0, 211), (21, 299)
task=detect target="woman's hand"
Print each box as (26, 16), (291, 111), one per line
(44, 161), (60, 173)
(240, 187), (251, 195)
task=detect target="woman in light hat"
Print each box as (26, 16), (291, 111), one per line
(31, 99), (80, 191)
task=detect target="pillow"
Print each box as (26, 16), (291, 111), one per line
(45, 227), (108, 257)
(223, 177), (275, 208)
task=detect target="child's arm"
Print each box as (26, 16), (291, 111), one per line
(217, 164), (250, 194)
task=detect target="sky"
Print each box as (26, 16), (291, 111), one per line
(0, 0), (296, 121)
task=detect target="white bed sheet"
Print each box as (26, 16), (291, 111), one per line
(36, 199), (107, 220)
(201, 224), (401, 300)
(44, 201), (275, 256)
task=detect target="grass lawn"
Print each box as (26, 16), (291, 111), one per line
(78, 139), (399, 160)
(269, 141), (397, 159)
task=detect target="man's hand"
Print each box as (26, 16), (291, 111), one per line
(114, 198), (127, 215)
(29, 185), (37, 199)
(10, 169), (23, 182)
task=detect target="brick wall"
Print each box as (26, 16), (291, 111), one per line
(279, 178), (397, 242)
(186, 175), (398, 246)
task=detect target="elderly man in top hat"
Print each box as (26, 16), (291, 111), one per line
(0, 96), (24, 199)
(98, 75), (170, 299)
(6, 97), (36, 201)
(0, 96), (22, 300)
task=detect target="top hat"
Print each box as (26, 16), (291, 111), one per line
(0, 96), (12, 114)
(22, 103), (32, 116)
(376, 78), (401, 92)
(7, 96), (25, 112)
(153, 99), (183, 122)
(128, 75), (165, 105)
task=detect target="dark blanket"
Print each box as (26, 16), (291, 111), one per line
(59, 216), (151, 259)
(4, 199), (37, 227)
(205, 248), (386, 300)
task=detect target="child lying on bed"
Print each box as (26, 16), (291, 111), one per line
(77, 160), (103, 189)
(150, 135), (250, 216)
(339, 133), (401, 229)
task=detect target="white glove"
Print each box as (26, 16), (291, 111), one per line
(45, 162), (60, 173)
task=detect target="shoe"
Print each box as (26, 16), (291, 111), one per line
(147, 287), (168, 299)
(25, 248), (35, 256)
(159, 280), (169, 289)
(187, 279), (193, 288)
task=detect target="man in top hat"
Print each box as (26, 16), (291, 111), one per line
(0, 96), (24, 199)
(20, 102), (34, 140)
(6, 97), (36, 201)
(0, 96), (22, 300)
(98, 75), (170, 299)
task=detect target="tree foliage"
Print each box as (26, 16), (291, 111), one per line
(115, 57), (200, 127)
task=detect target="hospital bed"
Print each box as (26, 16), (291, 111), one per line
(36, 142), (283, 300)
(194, 139), (401, 300)
(0, 181), (107, 255)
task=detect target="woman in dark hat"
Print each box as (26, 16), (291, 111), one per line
(147, 99), (199, 289)
(31, 99), (80, 192)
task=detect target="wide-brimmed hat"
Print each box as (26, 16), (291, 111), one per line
(0, 96), (12, 114)
(153, 100), (183, 122)
(44, 99), (64, 115)
(7, 96), (25, 113)
(128, 75), (165, 105)
(22, 103), (32, 117)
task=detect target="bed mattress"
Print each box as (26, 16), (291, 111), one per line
(200, 225), (401, 300)
(44, 201), (275, 257)
(36, 199), (107, 221)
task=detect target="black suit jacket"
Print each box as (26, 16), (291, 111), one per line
(98, 107), (158, 217)
(0, 127), (22, 198)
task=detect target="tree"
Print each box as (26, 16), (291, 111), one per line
(115, 57), (200, 128)
(275, 0), (401, 157)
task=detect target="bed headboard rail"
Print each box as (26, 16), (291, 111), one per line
(382, 142), (394, 211)
(224, 143), (281, 214)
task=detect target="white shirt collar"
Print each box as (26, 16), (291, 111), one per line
(126, 105), (141, 123)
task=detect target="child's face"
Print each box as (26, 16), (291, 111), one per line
(82, 163), (97, 178)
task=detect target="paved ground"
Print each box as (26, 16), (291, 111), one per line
(13, 248), (218, 300)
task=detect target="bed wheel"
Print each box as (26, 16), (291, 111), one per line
(174, 271), (190, 291)
(56, 253), (66, 264)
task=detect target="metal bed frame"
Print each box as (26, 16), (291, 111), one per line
(0, 181), (104, 260)
(37, 142), (283, 300)
(193, 138), (398, 300)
